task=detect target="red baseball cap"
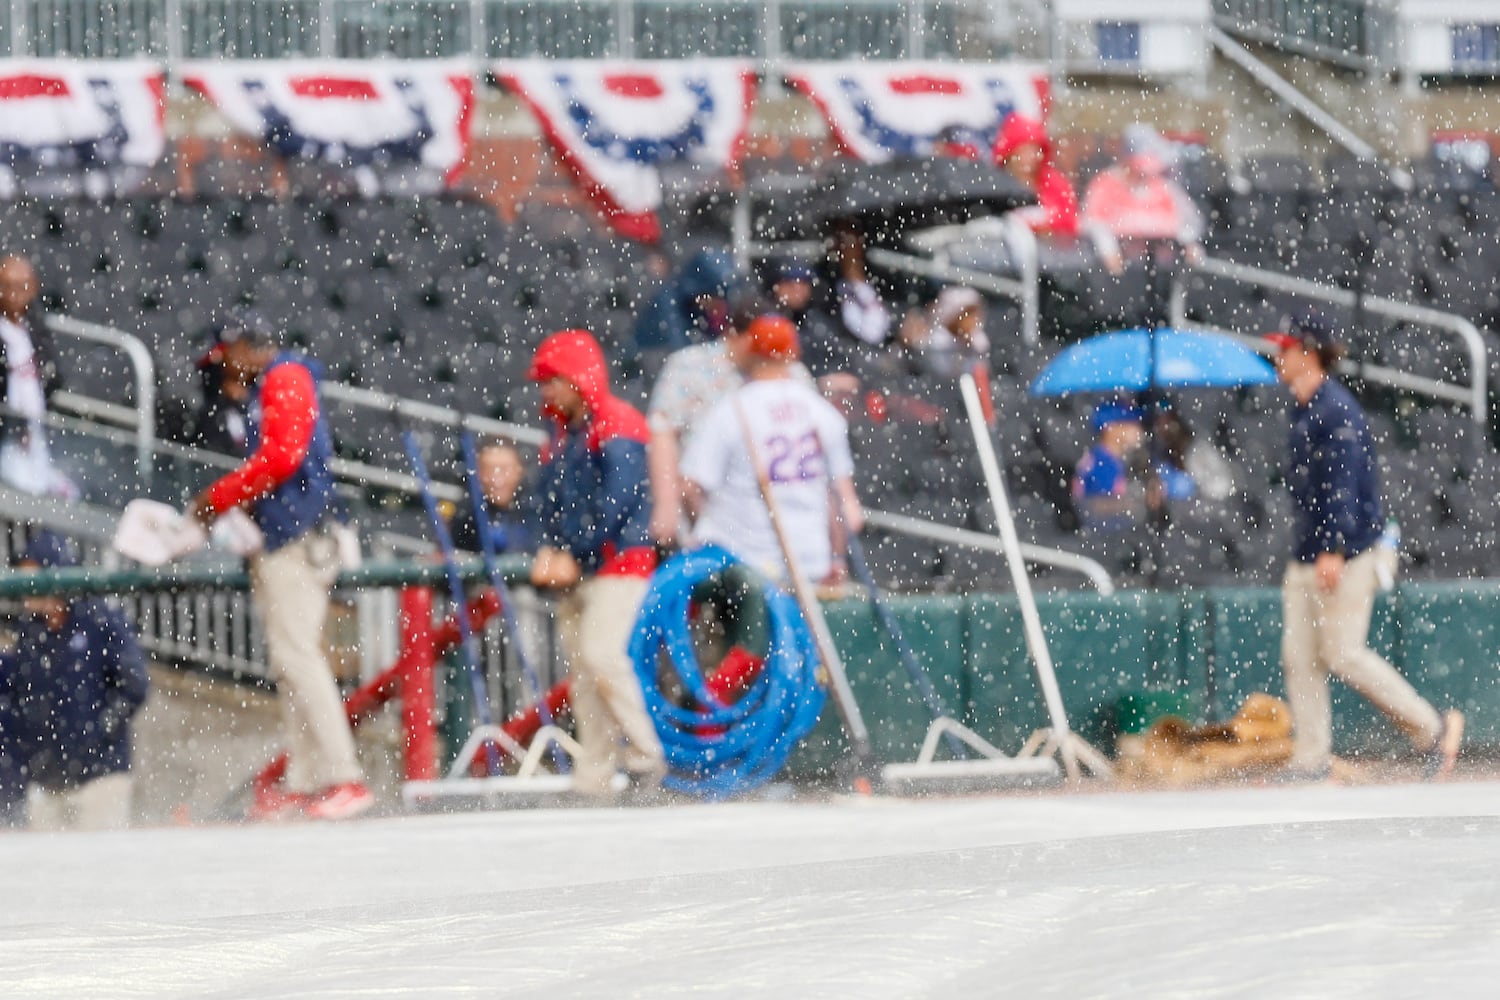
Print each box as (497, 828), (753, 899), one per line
(743, 314), (800, 360)
(1264, 311), (1337, 354)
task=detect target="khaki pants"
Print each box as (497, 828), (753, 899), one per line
(29, 772), (133, 832)
(251, 531), (363, 794)
(1281, 547), (1441, 770)
(556, 575), (665, 795)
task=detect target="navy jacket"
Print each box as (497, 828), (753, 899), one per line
(448, 496), (536, 556)
(632, 249), (736, 352)
(530, 332), (654, 576)
(1285, 378), (1383, 563)
(205, 352), (344, 552)
(0, 599), (149, 791)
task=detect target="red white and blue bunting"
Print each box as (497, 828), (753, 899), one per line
(182, 61), (475, 184)
(784, 61), (1049, 163)
(495, 60), (758, 242)
(0, 60), (166, 169)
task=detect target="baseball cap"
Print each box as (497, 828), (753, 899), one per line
(1092, 400), (1144, 434)
(743, 314), (801, 360)
(1264, 310), (1338, 354)
(212, 309), (277, 348)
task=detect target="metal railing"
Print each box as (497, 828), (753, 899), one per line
(1170, 255), (1489, 424)
(45, 314), (157, 484)
(4, 0), (995, 62)
(865, 507), (1115, 594)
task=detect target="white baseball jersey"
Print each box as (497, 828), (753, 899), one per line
(681, 378), (855, 582)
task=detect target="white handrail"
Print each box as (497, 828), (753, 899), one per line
(321, 381), (547, 447)
(1174, 255), (1488, 422)
(44, 313), (157, 482)
(864, 507), (1115, 595)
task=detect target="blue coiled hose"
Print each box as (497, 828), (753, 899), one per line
(630, 545), (826, 799)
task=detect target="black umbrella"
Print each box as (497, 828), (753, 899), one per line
(811, 157), (1036, 239)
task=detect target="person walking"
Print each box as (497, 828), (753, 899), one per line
(188, 311), (371, 821)
(1268, 312), (1463, 780)
(0, 531), (149, 831)
(680, 314), (864, 587)
(527, 329), (666, 797)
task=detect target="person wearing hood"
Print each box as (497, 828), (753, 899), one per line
(187, 310), (371, 822)
(632, 248), (738, 355)
(0, 531), (149, 830)
(527, 329), (667, 796)
(992, 116), (1080, 239)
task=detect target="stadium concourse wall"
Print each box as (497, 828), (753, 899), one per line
(794, 580), (1500, 776)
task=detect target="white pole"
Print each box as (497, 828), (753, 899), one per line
(959, 373), (1080, 779)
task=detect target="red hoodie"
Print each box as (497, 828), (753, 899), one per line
(992, 116), (1080, 238)
(528, 330), (656, 578)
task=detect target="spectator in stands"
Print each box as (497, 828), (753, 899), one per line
(1152, 407), (1235, 505)
(919, 287), (992, 381)
(1073, 401), (1147, 529)
(527, 329), (666, 797)
(1267, 313), (1463, 781)
(768, 261), (839, 352)
(1081, 125), (1203, 272)
(187, 311), (371, 822)
(0, 255), (71, 498)
(632, 248), (738, 357)
(0, 531), (149, 831)
(992, 116), (1080, 238)
(646, 294), (814, 545)
(804, 221), (893, 393)
(681, 314), (864, 587)
(447, 438), (534, 555)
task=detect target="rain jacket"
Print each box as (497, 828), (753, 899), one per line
(0, 533), (149, 792)
(1080, 158), (1203, 244)
(633, 249), (737, 352)
(203, 352), (343, 553)
(992, 116), (1080, 238)
(529, 331), (656, 578)
(1285, 378), (1383, 563)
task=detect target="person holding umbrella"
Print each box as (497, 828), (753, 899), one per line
(1267, 312), (1463, 780)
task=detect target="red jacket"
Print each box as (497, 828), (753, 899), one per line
(992, 116), (1080, 238)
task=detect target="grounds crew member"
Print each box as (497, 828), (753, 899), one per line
(0, 531), (149, 831)
(1268, 311), (1463, 780)
(189, 311), (371, 821)
(527, 329), (667, 796)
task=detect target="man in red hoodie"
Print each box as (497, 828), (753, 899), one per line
(527, 330), (667, 796)
(992, 115), (1080, 239)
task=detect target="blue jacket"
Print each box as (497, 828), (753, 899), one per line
(633, 249), (737, 352)
(0, 599), (149, 791)
(530, 331), (655, 575)
(248, 353), (343, 552)
(1285, 378), (1383, 562)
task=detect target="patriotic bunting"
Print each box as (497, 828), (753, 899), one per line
(0, 60), (166, 169)
(784, 61), (1049, 163)
(495, 60), (757, 242)
(182, 61), (475, 184)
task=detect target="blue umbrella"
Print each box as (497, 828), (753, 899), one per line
(1029, 327), (1276, 397)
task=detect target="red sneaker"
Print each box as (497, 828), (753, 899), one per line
(304, 782), (375, 821)
(247, 785), (312, 823)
